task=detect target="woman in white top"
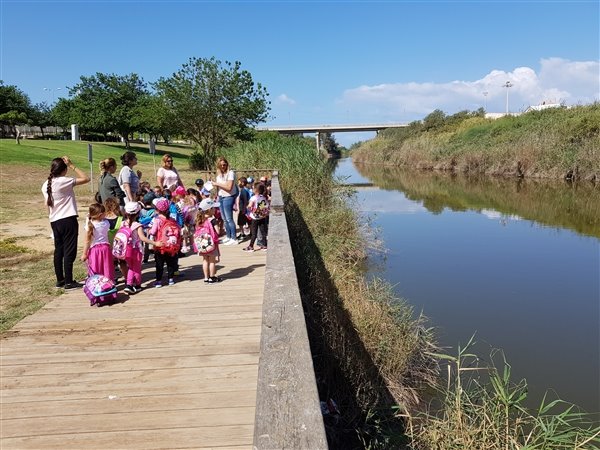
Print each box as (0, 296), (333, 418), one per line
(156, 154), (182, 191)
(212, 157), (238, 244)
(42, 156), (90, 289)
(118, 151), (140, 203)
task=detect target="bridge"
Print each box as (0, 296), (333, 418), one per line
(257, 122), (408, 134)
(0, 173), (328, 450)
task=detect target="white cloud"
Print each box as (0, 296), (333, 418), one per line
(276, 93), (296, 105)
(339, 58), (599, 121)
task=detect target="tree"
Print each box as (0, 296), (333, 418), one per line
(0, 81), (33, 139)
(130, 94), (178, 144)
(154, 57), (270, 169)
(69, 73), (148, 147)
(29, 102), (53, 138)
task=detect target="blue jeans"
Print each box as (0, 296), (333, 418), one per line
(219, 195), (237, 240)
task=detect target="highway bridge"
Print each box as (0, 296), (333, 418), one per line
(256, 123), (408, 134)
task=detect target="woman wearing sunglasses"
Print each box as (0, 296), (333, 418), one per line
(156, 154), (183, 192)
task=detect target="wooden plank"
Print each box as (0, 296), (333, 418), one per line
(1, 245), (266, 449)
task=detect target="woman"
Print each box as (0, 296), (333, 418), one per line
(98, 158), (126, 206)
(42, 156), (90, 289)
(212, 157), (238, 245)
(118, 151), (140, 203)
(156, 154), (182, 192)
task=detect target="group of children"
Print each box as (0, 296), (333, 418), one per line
(81, 174), (271, 298)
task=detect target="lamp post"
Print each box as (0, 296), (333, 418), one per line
(502, 81), (513, 114)
(483, 91), (489, 111)
(43, 87), (62, 105)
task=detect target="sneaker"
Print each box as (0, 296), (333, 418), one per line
(204, 278), (210, 283)
(258, 246), (268, 251)
(219, 237), (230, 244)
(135, 285), (143, 293)
(55, 280), (65, 288)
(225, 239), (238, 246)
(210, 276), (222, 283)
(124, 285), (135, 294)
(242, 246), (255, 252)
(154, 281), (162, 288)
(64, 281), (83, 290)
(168, 278), (175, 286)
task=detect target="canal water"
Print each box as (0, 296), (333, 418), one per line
(333, 158), (600, 416)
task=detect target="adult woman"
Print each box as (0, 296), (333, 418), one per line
(118, 151), (140, 203)
(42, 156), (90, 289)
(156, 154), (183, 192)
(212, 157), (238, 245)
(98, 158), (126, 206)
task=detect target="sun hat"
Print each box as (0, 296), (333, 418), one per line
(153, 197), (170, 213)
(194, 178), (204, 186)
(173, 186), (186, 197)
(199, 198), (220, 211)
(124, 201), (141, 214)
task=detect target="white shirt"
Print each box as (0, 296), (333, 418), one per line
(41, 176), (78, 222)
(216, 170), (236, 197)
(157, 167), (180, 191)
(84, 219), (110, 247)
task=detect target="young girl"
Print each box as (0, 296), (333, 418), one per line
(243, 183), (270, 252)
(194, 198), (222, 283)
(81, 203), (114, 282)
(103, 197), (127, 283)
(122, 201), (159, 294)
(149, 197), (179, 288)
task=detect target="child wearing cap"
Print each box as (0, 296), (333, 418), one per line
(194, 198), (222, 283)
(149, 197), (180, 287)
(81, 203), (114, 282)
(122, 201), (161, 294)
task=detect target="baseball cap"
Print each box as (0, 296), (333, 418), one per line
(173, 186), (186, 197)
(199, 198), (220, 211)
(195, 178), (204, 186)
(247, 176), (254, 184)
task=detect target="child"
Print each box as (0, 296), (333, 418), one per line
(150, 197), (180, 287)
(235, 177), (250, 241)
(122, 201), (158, 294)
(103, 197), (127, 283)
(81, 203), (114, 282)
(243, 183), (270, 252)
(194, 198), (222, 283)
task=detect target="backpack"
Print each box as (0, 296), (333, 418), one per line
(156, 218), (181, 256)
(254, 197), (270, 219)
(193, 222), (216, 255)
(84, 274), (117, 306)
(112, 223), (133, 260)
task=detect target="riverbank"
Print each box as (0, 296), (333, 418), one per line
(352, 104), (600, 182)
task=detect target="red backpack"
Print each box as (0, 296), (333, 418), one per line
(156, 218), (181, 256)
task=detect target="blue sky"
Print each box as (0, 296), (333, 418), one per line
(1, 0), (598, 146)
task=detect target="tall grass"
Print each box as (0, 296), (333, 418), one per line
(408, 337), (600, 449)
(353, 104), (600, 180)
(222, 132), (438, 446)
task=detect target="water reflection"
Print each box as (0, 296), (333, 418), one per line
(334, 158), (600, 417)
(355, 163), (600, 238)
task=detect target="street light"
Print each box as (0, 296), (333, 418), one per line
(43, 87), (62, 104)
(502, 81), (513, 114)
(483, 91), (489, 111)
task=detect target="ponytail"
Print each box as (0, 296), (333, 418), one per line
(47, 158), (68, 207)
(99, 158), (116, 173)
(86, 203), (105, 244)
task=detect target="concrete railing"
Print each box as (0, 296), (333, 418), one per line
(253, 171), (328, 449)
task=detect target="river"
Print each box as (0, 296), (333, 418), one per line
(333, 157), (600, 417)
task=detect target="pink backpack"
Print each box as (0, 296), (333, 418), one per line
(193, 221), (216, 255)
(156, 218), (182, 256)
(112, 223), (133, 260)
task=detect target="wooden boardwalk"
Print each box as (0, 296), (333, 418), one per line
(1, 244), (266, 449)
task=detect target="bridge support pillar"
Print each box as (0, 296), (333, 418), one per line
(315, 132), (320, 153)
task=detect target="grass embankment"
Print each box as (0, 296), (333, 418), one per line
(353, 104), (600, 181)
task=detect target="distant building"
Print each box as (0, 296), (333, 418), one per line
(525, 102), (563, 112)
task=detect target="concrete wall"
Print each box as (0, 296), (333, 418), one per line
(253, 172), (328, 449)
